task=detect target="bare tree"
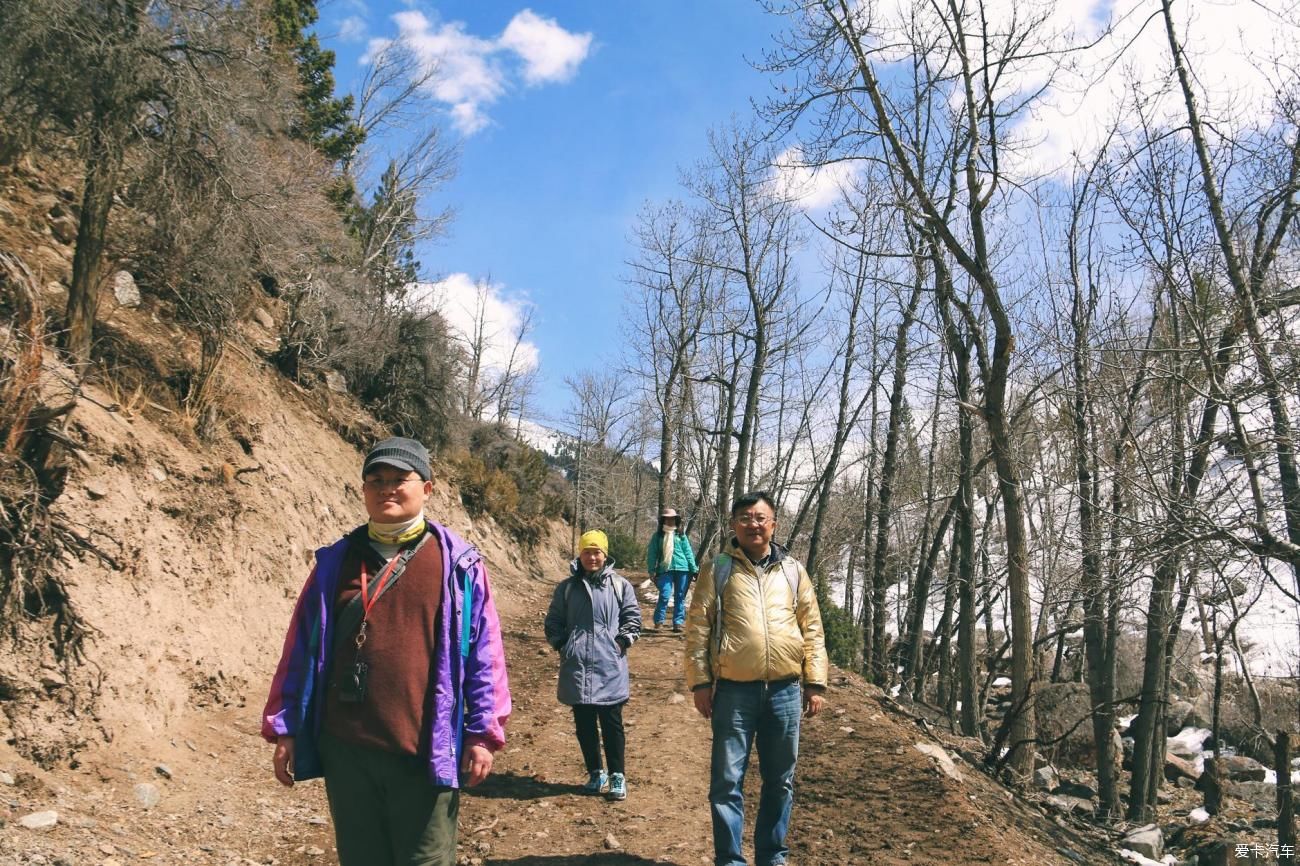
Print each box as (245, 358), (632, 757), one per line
(687, 122), (804, 504)
(761, 0), (1096, 776)
(626, 201), (718, 515)
(800, 198), (887, 585)
(0, 0), (276, 366)
(486, 304), (538, 426)
(348, 39), (457, 293)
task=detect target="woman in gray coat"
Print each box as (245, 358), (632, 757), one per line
(543, 530), (642, 801)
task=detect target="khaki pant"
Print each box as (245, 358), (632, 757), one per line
(319, 731), (459, 866)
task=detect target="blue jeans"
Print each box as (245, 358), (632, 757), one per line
(709, 679), (801, 866)
(654, 571), (691, 627)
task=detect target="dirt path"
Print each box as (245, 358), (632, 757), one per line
(1, 576), (1116, 866)
(457, 579), (1113, 866)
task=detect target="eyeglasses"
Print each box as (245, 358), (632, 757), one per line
(734, 514), (772, 526)
(364, 476), (419, 492)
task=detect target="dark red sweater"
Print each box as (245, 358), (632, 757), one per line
(322, 527), (444, 756)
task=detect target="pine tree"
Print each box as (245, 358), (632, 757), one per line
(266, 0), (363, 164)
(355, 162), (421, 304)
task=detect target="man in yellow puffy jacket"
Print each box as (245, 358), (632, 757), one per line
(683, 491), (828, 866)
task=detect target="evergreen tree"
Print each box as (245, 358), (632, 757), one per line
(266, 0), (363, 164)
(355, 161), (420, 303)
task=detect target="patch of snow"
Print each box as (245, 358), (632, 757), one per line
(992, 676), (1011, 687)
(1117, 852), (1178, 866)
(1167, 727), (1212, 755)
(1189, 807), (1210, 823)
(889, 684), (902, 698)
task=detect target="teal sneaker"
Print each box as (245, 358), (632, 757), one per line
(607, 772), (627, 800)
(583, 770), (607, 794)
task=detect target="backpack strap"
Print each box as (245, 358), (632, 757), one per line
(611, 573), (631, 598)
(780, 558), (800, 602)
(711, 554), (735, 667)
(561, 575), (582, 607)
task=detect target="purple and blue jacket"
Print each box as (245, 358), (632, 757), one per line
(261, 520), (511, 788)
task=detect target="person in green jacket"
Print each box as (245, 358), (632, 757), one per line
(645, 508), (698, 632)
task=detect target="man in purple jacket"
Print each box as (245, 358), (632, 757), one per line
(262, 437), (511, 866)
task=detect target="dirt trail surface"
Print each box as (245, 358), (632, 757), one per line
(1, 574), (1118, 866)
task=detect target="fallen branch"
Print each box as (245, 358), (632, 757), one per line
(55, 525), (122, 570)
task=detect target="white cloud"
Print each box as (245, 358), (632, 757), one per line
(383, 12), (503, 135)
(338, 15), (367, 43)
(772, 146), (859, 211)
(374, 8), (593, 135)
(1014, 0), (1299, 176)
(414, 273), (540, 375)
(500, 9), (594, 85)
(859, 0), (1300, 178)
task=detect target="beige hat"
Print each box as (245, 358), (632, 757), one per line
(659, 508), (680, 522)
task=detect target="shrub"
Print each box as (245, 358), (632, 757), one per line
(817, 589), (861, 670)
(449, 424), (569, 547)
(348, 308), (458, 455)
(607, 530), (643, 572)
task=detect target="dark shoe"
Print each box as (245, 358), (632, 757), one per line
(672, 624), (683, 633)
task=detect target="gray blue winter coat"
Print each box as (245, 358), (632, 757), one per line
(544, 561), (642, 706)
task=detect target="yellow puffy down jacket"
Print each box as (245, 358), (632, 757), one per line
(683, 542), (828, 690)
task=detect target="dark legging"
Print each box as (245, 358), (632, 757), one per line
(572, 702), (625, 775)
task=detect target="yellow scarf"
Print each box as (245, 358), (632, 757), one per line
(367, 515), (426, 546)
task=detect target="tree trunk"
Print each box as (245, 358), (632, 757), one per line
(1130, 275), (1218, 820)
(732, 284), (767, 502)
(867, 281), (923, 685)
(806, 264), (867, 585)
(986, 408), (1036, 777)
(657, 368), (680, 517)
(1278, 733), (1295, 855)
(64, 122), (120, 366)
(904, 496), (957, 697)
(714, 350), (741, 550)
(1068, 198), (1119, 816)
(934, 534), (960, 716)
(856, 305), (882, 676)
(952, 331), (979, 738)
(844, 540), (859, 622)
(1204, 756), (1227, 816)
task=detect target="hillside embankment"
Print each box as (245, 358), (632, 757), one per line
(0, 153), (571, 771)
(0, 298), (570, 769)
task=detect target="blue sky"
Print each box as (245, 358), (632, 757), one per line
(317, 1), (782, 424)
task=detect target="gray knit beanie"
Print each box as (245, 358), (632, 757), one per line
(363, 437), (431, 482)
